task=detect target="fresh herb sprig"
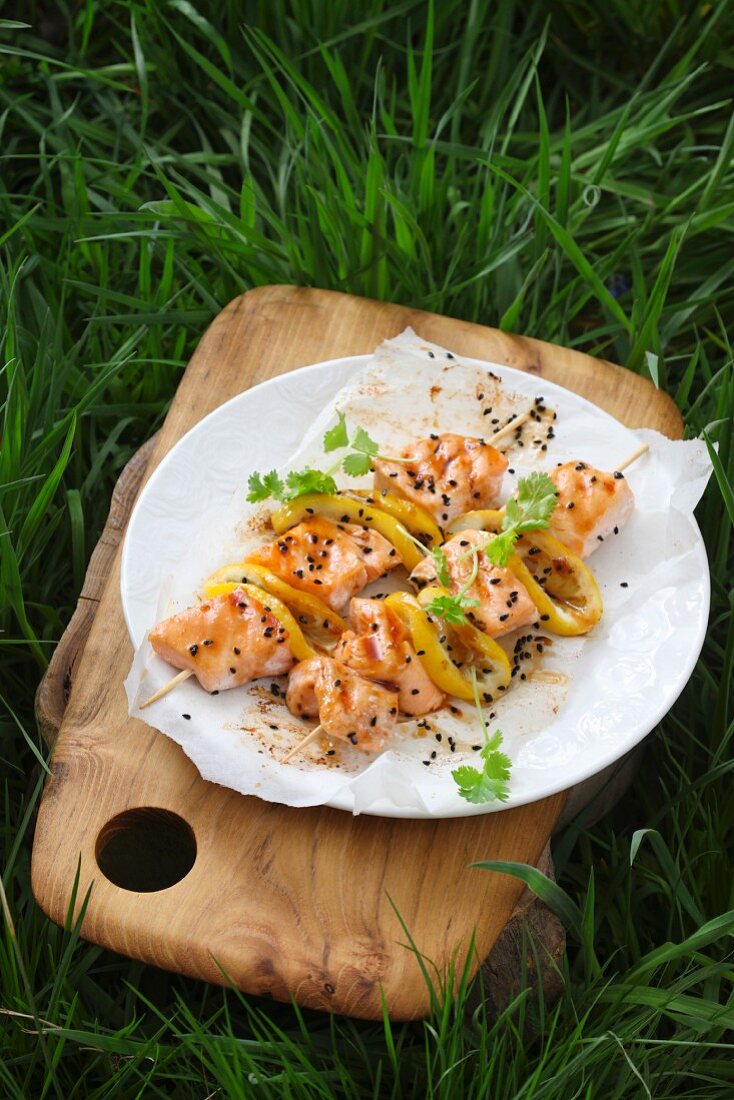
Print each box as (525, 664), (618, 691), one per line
(423, 542), (480, 626)
(324, 411), (411, 476)
(451, 669), (512, 804)
(401, 530), (480, 627)
(246, 413), (410, 503)
(486, 471), (558, 566)
(246, 468), (338, 503)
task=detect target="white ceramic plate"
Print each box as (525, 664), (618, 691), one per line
(121, 354), (710, 818)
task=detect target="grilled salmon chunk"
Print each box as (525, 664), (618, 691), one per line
(246, 516), (399, 612)
(149, 587), (295, 693)
(549, 461), (634, 557)
(286, 656), (398, 753)
(335, 597), (445, 715)
(373, 433), (507, 525)
(410, 529), (537, 638)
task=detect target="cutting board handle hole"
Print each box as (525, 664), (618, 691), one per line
(95, 808), (196, 892)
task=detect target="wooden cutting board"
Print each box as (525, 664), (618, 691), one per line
(31, 286), (682, 1021)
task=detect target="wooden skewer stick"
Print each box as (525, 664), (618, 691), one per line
(616, 442), (650, 472)
(491, 408), (532, 446)
(139, 668), (194, 709)
(282, 724), (324, 763)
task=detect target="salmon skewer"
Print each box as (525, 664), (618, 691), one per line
(335, 597), (445, 715)
(246, 516), (400, 613)
(147, 587), (296, 695)
(548, 461), (635, 557)
(285, 656), (398, 754)
(410, 529), (537, 638)
(373, 433), (508, 526)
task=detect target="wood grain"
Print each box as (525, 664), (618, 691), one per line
(31, 287), (682, 1021)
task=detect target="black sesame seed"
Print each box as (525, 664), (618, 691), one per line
(182, 714), (191, 720)
(189, 644), (198, 656)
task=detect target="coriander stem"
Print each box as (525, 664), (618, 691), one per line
(402, 528), (432, 557)
(374, 452), (414, 465)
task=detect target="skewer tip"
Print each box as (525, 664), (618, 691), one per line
(616, 441), (650, 473)
(139, 668), (194, 709)
(282, 724), (323, 763)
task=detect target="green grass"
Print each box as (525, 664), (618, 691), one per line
(1, 1), (733, 1095)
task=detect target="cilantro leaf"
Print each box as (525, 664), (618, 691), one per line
(247, 470), (285, 502)
(485, 471), (558, 566)
(504, 496), (522, 526)
(513, 471), (558, 533)
(246, 466), (338, 503)
(452, 670), (512, 804)
(452, 732), (512, 804)
(342, 452), (374, 477)
(351, 426), (379, 458)
(483, 728), (504, 753)
(431, 546), (451, 588)
(323, 411), (349, 453)
(452, 752), (512, 803)
(284, 469), (338, 499)
(424, 591), (479, 626)
(323, 414), (406, 478)
(484, 529), (518, 568)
